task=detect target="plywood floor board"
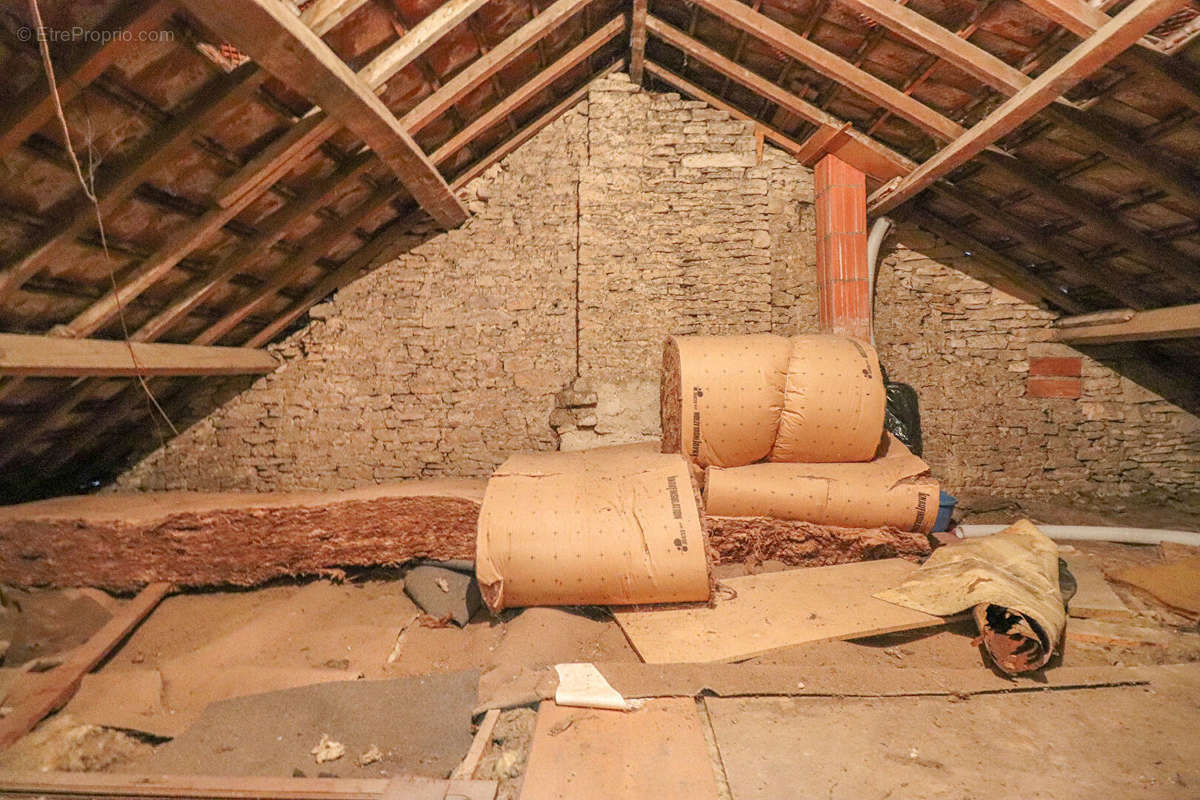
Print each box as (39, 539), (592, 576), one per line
(518, 699), (720, 800)
(612, 560), (945, 663)
(1063, 553), (1133, 620)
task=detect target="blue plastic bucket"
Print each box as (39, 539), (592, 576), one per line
(934, 491), (957, 533)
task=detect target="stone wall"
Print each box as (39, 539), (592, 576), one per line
(115, 73), (1200, 501)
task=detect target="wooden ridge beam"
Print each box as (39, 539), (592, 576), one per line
(629, 0), (648, 84)
(903, 207), (1089, 313)
(645, 17), (915, 180)
(980, 152), (1200, 292)
(835, 0), (1027, 95)
(643, 61), (808, 157)
(179, 0), (466, 228)
(0, 0), (175, 160)
(0, 583), (171, 751)
(431, 17), (625, 165)
(0, 334), (277, 378)
(867, 0), (1187, 214)
(401, 0), (594, 133)
(928, 183), (1155, 309)
(1053, 302), (1200, 344)
(0, 65), (264, 306)
(686, 0), (965, 142)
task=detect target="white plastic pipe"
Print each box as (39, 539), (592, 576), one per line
(866, 216), (894, 346)
(957, 524), (1200, 547)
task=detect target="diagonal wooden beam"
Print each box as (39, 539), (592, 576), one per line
(629, 0), (648, 84)
(0, 0), (175, 160)
(645, 18), (916, 180)
(867, 0), (1187, 214)
(643, 61), (808, 157)
(687, 0), (964, 141)
(835, 0), (1028, 95)
(179, 0), (466, 228)
(1053, 302), (1200, 344)
(0, 334), (278, 378)
(431, 17), (625, 165)
(401, 0), (594, 133)
(979, 152), (1200, 292)
(1018, 0), (1111, 36)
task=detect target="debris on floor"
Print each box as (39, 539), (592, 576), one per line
(403, 565), (482, 627)
(310, 734), (345, 764)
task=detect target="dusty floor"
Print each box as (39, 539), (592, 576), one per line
(0, 514), (1197, 798)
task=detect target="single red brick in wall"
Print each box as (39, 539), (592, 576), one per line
(1029, 356), (1082, 377)
(1027, 376), (1082, 399)
(814, 154), (870, 341)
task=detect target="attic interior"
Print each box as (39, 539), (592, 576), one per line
(0, 0), (1198, 795)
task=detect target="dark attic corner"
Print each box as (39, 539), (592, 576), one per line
(0, 0), (1198, 796)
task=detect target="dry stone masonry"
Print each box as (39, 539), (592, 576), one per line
(116, 74), (1200, 503)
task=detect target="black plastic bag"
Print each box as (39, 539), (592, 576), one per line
(884, 381), (923, 456)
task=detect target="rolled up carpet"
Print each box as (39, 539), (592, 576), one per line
(475, 443), (712, 612)
(704, 435), (938, 533)
(874, 520), (1067, 674)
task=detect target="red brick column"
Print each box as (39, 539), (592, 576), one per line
(814, 154), (870, 341)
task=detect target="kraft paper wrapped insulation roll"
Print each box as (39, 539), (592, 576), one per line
(770, 334), (886, 463)
(475, 443), (712, 612)
(661, 334), (791, 469)
(874, 520), (1066, 674)
(703, 435), (939, 533)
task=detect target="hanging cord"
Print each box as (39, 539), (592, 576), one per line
(28, 0), (177, 437)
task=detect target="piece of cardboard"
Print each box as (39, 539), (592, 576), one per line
(475, 445), (711, 612)
(770, 334), (886, 463)
(1112, 555), (1200, 619)
(611, 559), (944, 664)
(519, 699), (720, 800)
(705, 435), (938, 533)
(662, 334), (791, 468)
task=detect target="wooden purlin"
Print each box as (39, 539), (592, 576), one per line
(1054, 303), (1200, 344)
(867, 0), (1190, 214)
(0, 334), (278, 377)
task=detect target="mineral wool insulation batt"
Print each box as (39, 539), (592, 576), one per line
(661, 333), (887, 468)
